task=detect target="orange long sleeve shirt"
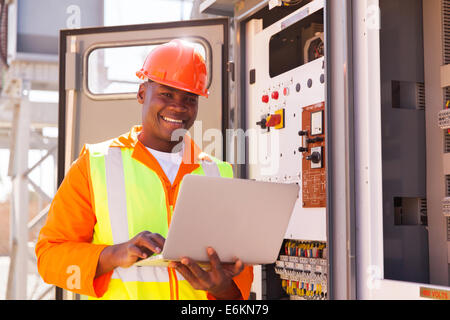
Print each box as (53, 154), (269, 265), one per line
(35, 126), (253, 299)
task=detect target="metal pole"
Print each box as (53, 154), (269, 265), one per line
(10, 80), (31, 299)
(5, 239), (17, 300)
(353, 0), (384, 299)
(326, 0), (357, 300)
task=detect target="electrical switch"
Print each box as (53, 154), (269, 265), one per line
(262, 95), (269, 104)
(307, 147), (323, 169)
(306, 152), (321, 164)
(266, 114), (282, 128)
(283, 87), (289, 96)
(256, 118), (267, 129)
(257, 109), (285, 130)
(266, 109), (285, 129)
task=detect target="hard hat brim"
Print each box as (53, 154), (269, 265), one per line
(136, 71), (209, 98)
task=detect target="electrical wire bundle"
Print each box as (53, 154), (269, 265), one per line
(284, 240), (327, 259)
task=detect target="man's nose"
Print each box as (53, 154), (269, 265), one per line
(168, 96), (190, 111)
(167, 101), (188, 112)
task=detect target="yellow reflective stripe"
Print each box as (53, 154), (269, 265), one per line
(177, 280), (208, 300)
(89, 279), (174, 300)
(191, 165), (205, 176)
(217, 162), (233, 178)
(89, 148), (113, 245)
(121, 148), (169, 239)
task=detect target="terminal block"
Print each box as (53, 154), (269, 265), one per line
(275, 240), (328, 300)
(443, 197), (450, 217)
(438, 109), (450, 130)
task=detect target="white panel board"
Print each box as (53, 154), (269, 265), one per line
(246, 0), (326, 241)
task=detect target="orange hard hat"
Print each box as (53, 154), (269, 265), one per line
(136, 39), (209, 97)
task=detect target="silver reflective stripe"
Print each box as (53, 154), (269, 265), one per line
(104, 147), (129, 244)
(104, 147), (180, 284)
(201, 160), (220, 177)
(112, 266), (171, 282)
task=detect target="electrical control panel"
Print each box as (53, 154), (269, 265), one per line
(246, 0), (326, 240)
(275, 240), (328, 300)
(301, 102), (326, 208)
(245, 0), (327, 300)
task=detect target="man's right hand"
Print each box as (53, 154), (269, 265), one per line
(95, 231), (165, 278)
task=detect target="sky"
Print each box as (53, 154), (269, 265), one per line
(104, 0), (193, 26)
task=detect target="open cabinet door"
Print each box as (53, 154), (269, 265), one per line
(57, 18), (229, 299)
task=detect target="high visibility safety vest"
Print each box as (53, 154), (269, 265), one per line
(86, 143), (233, 300)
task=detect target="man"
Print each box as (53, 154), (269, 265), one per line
(36, 39), (253, 300)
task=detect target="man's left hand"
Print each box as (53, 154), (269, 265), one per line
(169, 247), (244, 300)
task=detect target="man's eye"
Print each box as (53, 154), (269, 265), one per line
(161, 92), (172, 98)
(187, 97), (198, 104)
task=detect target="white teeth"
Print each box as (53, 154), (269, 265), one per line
(162, 116), (183, 124)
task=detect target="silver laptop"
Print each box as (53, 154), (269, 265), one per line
(134, 174), (299, 267)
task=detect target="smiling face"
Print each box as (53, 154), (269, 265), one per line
(137, 81), (199, 152)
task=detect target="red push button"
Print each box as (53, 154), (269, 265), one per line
(271, 91), (279, 100)
(283, 87), (289, 96)
(262, 95), (269, 103)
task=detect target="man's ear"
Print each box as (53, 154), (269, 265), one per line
(137, 83), (147, 104)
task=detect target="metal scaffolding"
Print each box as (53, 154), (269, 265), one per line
(2, 56), (58, 300)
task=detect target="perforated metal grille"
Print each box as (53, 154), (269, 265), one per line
(420, 198), (428, 226)
(445, 87), (450, 105)
(447, 217), (450, 241)
(445, 131), (450, 153)
(416, 83), (425, 110)
(443, 0), (450, 64)
(446, 175), (450, 196)
(443, 88), (450, 152)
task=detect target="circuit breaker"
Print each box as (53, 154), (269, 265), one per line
(246, 0), (327, 300)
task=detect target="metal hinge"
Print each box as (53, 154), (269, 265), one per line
(227, 61), (235, 82)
